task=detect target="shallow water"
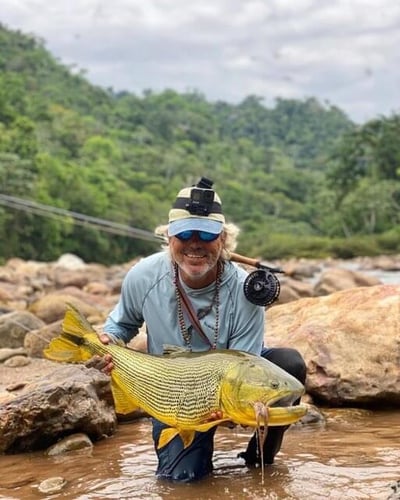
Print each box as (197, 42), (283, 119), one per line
(0, 408), (399, 500)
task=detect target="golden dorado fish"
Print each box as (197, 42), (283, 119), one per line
(44, 305), (307, 450)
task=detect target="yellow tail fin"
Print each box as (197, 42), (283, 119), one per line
(44, 335), (84, 362)
(62, 302), (98, 337)
(43, 303), (96, 363)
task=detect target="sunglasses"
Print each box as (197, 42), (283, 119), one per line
(174, 230), (220, 242)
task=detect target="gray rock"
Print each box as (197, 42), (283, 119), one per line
(0, 364), (117, 453)
(0, 311), (45, 348)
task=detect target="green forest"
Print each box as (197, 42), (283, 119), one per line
(0, 23), (399, 265)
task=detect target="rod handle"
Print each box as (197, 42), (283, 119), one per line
(229, 252), (284, 273)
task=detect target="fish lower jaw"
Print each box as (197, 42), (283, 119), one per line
(230, 404), (308, 428)
(266, 404), (308, 425)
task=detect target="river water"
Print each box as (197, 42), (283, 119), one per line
(0, 408), (399, 500)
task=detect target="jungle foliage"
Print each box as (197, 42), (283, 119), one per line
(0, 24), (399, 264)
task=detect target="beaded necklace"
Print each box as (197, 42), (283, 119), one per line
(174, 261), (222, 351)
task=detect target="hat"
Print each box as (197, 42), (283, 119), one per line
(168, 179), (225, 237)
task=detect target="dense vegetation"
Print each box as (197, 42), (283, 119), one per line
(0, 24), (399, 264)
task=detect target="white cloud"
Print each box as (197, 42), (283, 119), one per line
(1, 0), (399, 122)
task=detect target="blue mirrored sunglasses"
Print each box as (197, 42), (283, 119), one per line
(174, 230), (220, 242)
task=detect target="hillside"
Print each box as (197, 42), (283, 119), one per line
(0, 23), (399, 263)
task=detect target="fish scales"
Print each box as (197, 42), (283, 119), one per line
(62, 333), (227, 424)
(44, 304), (308, 452)
(106, 345), (235, 424)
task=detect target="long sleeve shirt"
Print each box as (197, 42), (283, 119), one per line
(104, 251), (265, 355)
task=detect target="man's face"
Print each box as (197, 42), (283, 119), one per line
(169, 230), (225, 283)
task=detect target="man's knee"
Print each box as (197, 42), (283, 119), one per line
(152, 419), (215, 482)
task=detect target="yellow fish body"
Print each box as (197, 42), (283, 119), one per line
(44, 305), (307, 449)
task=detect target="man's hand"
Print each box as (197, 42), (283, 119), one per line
(206, 410), (236, 429)
(85, 333), (115, 375)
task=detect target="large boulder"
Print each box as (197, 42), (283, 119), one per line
(28, 293), (102, 324)
(265, 284), (400, 406)
(0, 365), (117, 453)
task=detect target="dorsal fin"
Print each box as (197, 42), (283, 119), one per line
(162, 344), (191, 355)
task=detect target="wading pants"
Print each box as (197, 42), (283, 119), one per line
(152, 346), (307, 482)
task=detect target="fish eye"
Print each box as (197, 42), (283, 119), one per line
(270, 380), (280, 389)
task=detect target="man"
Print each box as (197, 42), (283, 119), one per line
(96, 177), (306, 482)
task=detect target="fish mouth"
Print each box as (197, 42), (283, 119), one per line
(263, 386), (304, 408)
(253, 389), (307, 427)
(270, 392), (302, 407)
(254, 401), (308, 427)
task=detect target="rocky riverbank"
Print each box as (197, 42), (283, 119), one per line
(0, 252), (399, 454)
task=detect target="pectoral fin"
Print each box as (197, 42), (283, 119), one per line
(157, 427), (190, 449)
(157, 419), (229, 450)
(195, 419), (229, 431)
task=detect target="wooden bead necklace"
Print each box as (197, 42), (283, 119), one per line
(174, 261), (222, 351)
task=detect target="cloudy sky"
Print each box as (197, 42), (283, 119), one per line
(1, 0), (399, 123)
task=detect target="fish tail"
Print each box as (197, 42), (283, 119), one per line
(43, 303), (97, 363)
(62, 302), (98, 337)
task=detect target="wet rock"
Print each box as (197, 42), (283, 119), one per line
(46, 432), (93, 455)
(0, 472), (35, 489)
(296, 404), (326, 426)
(0, 365), (117, 453)
(38, 477), (67, 494)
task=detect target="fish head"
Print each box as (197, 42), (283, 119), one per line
(220, 353), (306, 426)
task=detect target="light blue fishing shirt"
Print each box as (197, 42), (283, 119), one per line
(104, 251), (265, 355)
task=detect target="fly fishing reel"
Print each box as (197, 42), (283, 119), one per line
(243, 268), (281, 307)
(229, 252), (284, 307)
